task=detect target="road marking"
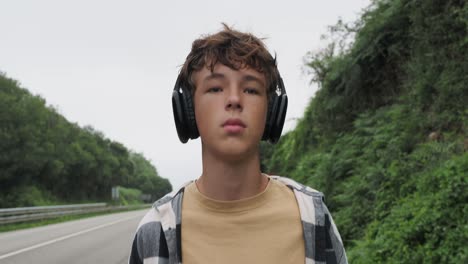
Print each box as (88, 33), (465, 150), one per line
(0, 214), (139, 260)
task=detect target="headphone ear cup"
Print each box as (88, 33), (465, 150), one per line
(262, 95), (279, 142)
(261, 99), (271, 141)
(180, 88), (199, 140)
(172, 89), (190, 143)
(269, 94), (288, 143)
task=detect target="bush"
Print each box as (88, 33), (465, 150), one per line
(0, 185), (58, 207)
(116, 186), (143, 205)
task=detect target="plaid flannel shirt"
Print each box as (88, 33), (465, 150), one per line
(129, 176), (347, 264)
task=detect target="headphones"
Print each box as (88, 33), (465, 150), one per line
(172, 71), (288, 144)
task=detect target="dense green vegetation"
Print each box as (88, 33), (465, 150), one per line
(262, 0), (467, 262)
(0, 75), (172, 207)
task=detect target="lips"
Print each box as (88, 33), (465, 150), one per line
(222, 118), (246, 133)
(222, 118), (246, 127)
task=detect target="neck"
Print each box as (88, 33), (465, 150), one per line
(196, 147), (268, 201)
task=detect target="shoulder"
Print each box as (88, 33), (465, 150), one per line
(268, 175), (324, 199)
(269, 175), (328, 224)
(130, 181), (192, 262)
(137, 180), (193, 229)
(269, 175), (348, 263)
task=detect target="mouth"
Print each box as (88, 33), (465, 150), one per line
(223, 118), (246, 127)
(222, 118), (246, 133)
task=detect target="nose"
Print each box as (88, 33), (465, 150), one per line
(225, 88), (242, 111)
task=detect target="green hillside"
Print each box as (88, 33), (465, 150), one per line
(0, 74), (171, 207)
(262, 0), (467, 262)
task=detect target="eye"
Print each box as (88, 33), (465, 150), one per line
(244, 88), (259, 95)
(207, 87), (222, 93)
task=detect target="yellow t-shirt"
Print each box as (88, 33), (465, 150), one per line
(181, 178), (305, 264)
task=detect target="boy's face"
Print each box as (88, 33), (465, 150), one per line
(192, 63), (268, 161)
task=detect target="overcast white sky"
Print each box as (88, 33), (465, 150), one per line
(1, 0), (370, 189)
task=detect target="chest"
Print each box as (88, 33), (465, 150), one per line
(180, 194), (305, 263)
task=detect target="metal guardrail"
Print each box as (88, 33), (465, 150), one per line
(0, 203), (107, 217)
(0, 203), (149, 225)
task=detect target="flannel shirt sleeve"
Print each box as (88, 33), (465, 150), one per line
(323, 202), (347, 264)
(129, 234), (143, 264)
(128, 209), (170, 264)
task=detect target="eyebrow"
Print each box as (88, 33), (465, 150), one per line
(203, 72), (225, 82)
(243, 75), (265, 87)
(203, 72), (265, 87)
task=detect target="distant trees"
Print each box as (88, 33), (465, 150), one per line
(128, 152), (171, 201)
(0, 74), (171, 207)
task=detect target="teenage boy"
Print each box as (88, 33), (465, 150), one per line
(129, 24), (347, 264)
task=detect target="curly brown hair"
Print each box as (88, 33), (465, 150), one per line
(179, 23), (280, 98)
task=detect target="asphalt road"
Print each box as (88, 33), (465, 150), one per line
(0, 209), (148, 264)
